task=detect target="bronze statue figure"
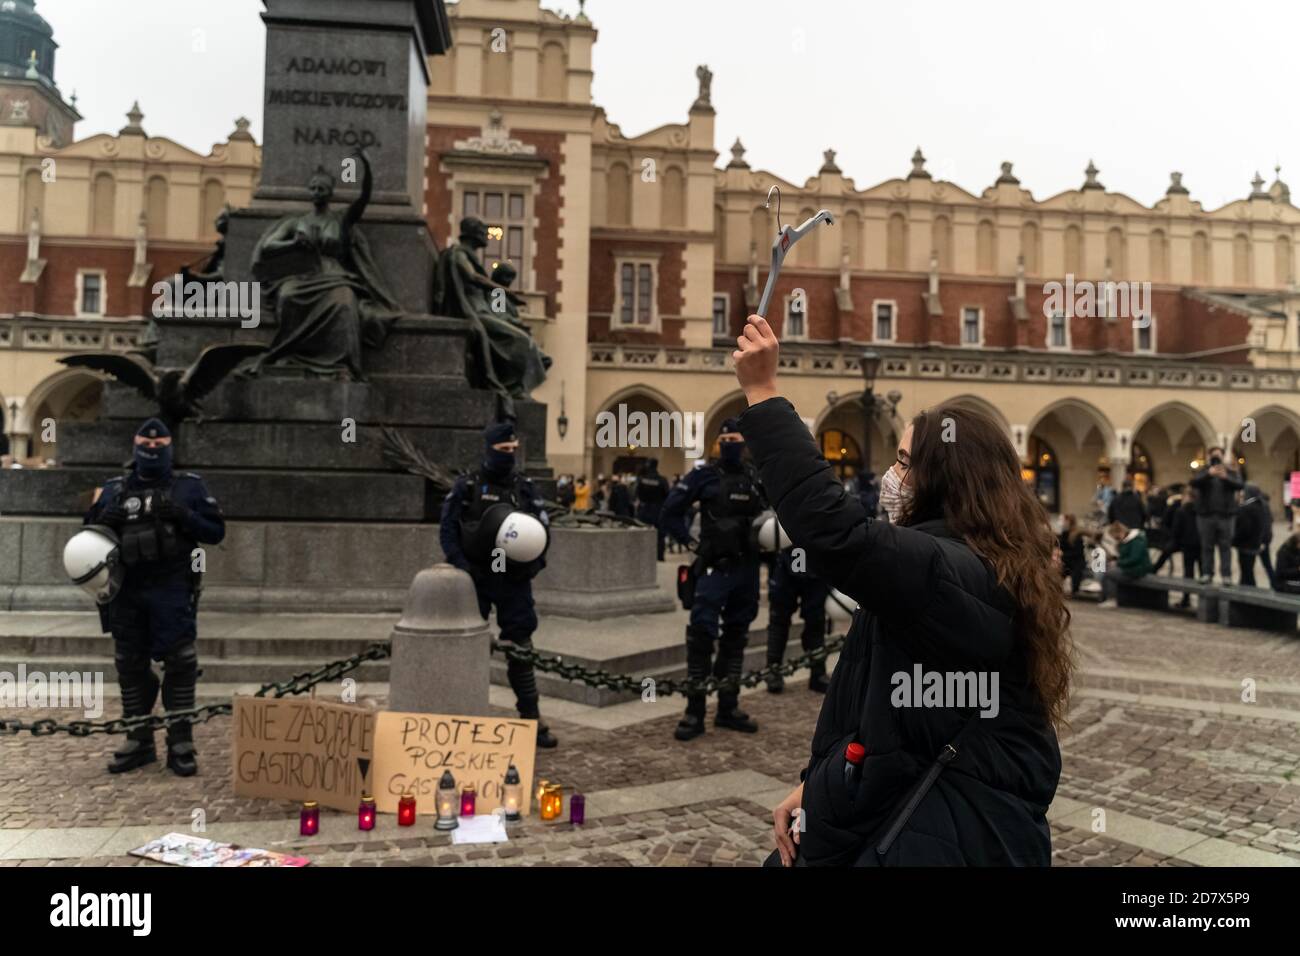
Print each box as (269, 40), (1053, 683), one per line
(246, 150), (401, 381)
(433, 216), (549, 401)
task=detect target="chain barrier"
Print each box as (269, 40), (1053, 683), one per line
(1, 616), (855, 736)
(0, 642), (391, 738)
(491, 635), (846, 698)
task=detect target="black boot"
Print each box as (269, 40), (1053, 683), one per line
(160, 641), (199, 776)
(715, 707), (759, 733)
(109, 738), (157, 774)
(110, 643), (159, 774)
(509, 641), (558, 749)
(674, 713), (706, 741)
(765, 619), (790, 693)
(802, 611), (830, 693)
(677, 626), (713, 741)
(166, 740), (198, 777)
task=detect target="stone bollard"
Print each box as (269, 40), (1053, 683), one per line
(388, 563), (490, 715)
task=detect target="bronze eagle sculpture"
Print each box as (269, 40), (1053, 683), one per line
(59, 343), (266, 428)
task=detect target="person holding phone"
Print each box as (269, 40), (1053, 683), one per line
(732, 314), (1071, 866)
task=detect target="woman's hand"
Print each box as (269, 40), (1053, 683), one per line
(734, 313), (780, 406)
(772, 782), (804, 867)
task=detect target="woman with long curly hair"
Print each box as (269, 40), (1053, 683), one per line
(733, 314), (1073, 866)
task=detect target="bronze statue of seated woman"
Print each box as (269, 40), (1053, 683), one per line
(246, 149), (401, 382)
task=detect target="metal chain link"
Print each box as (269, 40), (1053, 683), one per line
(0, 625), (850, 737)
(491, 635), (846, 697)
(0, 642), (391, 738)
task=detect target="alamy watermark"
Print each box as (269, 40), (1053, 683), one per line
(0, 665), (104, 719)
(1043, 274), (1151, 327)
(594, 403), (706, 459)
(152, 274), (261, 328)
(891, 665), (1000, 718)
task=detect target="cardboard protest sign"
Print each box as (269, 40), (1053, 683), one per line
(371, 711), (537, 816)
(232, 696), (376, 812)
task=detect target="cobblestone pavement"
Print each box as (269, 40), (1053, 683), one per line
(2, 600), (1298, 866)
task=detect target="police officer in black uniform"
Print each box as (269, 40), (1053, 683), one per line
(763, 544), (830, 694)
(660, 418), (764, 740)
(440, 421), (557, 748)
(85, 418), (225, 776)
(634, 458), (670, 560)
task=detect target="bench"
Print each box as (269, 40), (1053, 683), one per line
(1114, 575), (1300, 633)
(1115, 576), (1221, 623)
(1217, 587), (1300, 632)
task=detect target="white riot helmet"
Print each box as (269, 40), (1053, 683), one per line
(825, 587), (859, 627)
(63, 525), (124, 605)
(495, 511), (549, 563)
(753, 511), (792, 552)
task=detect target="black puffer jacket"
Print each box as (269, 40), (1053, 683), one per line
(739, 397), (1060, 866)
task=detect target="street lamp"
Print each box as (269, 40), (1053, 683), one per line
(556, 381), (568, 439)
(859, 350), (882, 472)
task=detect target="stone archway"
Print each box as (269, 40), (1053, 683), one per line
(1026, 398), (1117, 516)
(590, 386), (689, 482)
(23, 369), (104, 463)
(1131, 401), (1217, 495)
(813, 393), (899, 478)
(1234, 405), (1300, 507)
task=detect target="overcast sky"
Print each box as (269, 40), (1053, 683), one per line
(43, 0), (1298, 211)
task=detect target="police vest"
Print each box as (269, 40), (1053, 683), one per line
(699, 466), (762, 561)
(115, 480), (190, 568)
(459, 472), (524, 564)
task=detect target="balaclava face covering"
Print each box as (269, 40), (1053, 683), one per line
(718, 418), (744, 469)
(133, 417), (173, 483)
(482, 421), (517, 477)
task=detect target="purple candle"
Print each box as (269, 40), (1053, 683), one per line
(570, 792), (585, 826)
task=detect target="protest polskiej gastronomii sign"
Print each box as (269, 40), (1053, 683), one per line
(232, 696), (376, 813)
(371, 711), (538, 816)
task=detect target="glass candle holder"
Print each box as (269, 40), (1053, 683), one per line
(541, 784), (562, 821)
(397, 794), (417, 827)
(535, 778), (549, 807)
(299, 801), (320, 836)
(569, 792), (585, 826)
(435, 769), (459, 831)
(502, 765), (523, 823)
(358, 795), (376, 831)
(460, 784), (477, 817)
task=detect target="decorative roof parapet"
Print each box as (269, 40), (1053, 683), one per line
(451, 108), (537, 156)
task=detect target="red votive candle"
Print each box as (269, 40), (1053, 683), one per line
(397, 794), (417, 826)
(358, 795), (376, 831)
(460, 784), (477, 817)
(299, 801), (320, 836)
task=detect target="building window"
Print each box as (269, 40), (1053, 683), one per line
(783, 294), (807, 339)
(77, 270), (106, 317)
(872, 300), (896, 342)
(1134, 313), (1155, 353)
(712, 293), (730, 339)
(961, 306), (982, 346)
(462, 188), (528, 283)
(614, 258), (657, 328)
(1048, 312), (1068, 349)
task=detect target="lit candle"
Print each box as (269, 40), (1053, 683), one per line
(535, 778), (549, 806)
(358, 794), (376, 831)
(542, 784), (562, 821)
(397, 794), (417, 827)
(460, 783), (477, 817)
(570, 792), (585, 826)
(502, 764), (522, 823)
(435, 769), (459, 831)
(299, 800), (320, 836)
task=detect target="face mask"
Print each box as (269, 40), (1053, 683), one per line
(879, 464), (912, 523)
(719, 441), (743, 465)
(484, 447), (515, 475)
(134, 443), (172, 482)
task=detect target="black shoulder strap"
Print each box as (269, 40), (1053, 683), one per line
(874, 711), (982, 858)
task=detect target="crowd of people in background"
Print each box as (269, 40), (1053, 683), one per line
(1059, 443), (1300, 605)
